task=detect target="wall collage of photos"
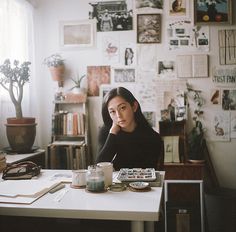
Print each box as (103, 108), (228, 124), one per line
(71, 0), (236, 142)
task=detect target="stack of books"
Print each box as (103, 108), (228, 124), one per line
(0, 152), (7, 172)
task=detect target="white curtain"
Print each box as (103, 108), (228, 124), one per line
(0, 0), (37, 148)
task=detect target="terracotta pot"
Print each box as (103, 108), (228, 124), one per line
(49, 65), (65, 81)
(5, 117), (37, 153)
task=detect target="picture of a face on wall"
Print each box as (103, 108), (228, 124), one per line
(169, 0), (187, 16)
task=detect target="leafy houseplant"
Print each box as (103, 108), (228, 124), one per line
(0, 59), (37, 153)
(186, 83), (205, 162)
(70, 74), (86, 93)
(43, 53), (65, 87)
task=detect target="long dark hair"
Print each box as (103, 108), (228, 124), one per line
(101, 87), (151, 129)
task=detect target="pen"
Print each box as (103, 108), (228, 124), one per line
(111, 153), (117, 163)
(53, 188), (69, 202)
(49, 183), (65, 194)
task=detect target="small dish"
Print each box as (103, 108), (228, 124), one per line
(129, 182), (149, 190)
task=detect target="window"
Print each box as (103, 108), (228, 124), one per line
(0, 0), (34, 147)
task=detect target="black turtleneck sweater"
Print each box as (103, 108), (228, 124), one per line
(96, 125), (162, 171)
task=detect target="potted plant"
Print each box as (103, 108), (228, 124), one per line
(186, 83), (205, 163)
(43, 53), (65, 87)
(0, 59), (37, 153)
(64, 74), (87, 102)
(69, 74), (86, 94)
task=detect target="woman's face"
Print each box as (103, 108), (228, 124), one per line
(107, 96), (137, 132)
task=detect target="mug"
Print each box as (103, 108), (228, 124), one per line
(72, 169), (87, 187)
(97, 162), (113, 187)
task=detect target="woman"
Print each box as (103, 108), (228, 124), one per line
(96, 87), (162, 170)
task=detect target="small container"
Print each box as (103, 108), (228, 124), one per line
(86, 165), (105, 192)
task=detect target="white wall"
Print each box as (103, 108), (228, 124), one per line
(32, 0), (236, 189)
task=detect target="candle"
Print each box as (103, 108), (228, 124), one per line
(86, 165), (105, 192)
(86, 177), (105, 192)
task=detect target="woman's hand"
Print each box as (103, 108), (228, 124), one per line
(109, 122), (120, 135)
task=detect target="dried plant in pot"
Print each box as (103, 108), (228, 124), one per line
(0, 59), (37, 153)
(186, 83), (205, 163)
(43, 53), (65, 87)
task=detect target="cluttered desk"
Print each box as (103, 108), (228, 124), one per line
(0, 169), (164, 232)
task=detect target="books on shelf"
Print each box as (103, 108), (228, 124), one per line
(49, 141), (86, 169)
(52, 111), (85, 136)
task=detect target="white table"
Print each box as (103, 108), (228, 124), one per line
(0, 169), (164, 232)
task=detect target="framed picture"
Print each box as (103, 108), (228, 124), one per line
(168, 0), (190, 18)
(137, 14), (161, 44)
(113, 67), (136, 83)
(60, 19), (96, 49)
(194, 0), (232, 25)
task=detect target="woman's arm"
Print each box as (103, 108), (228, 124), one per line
(96, 126), (118, 163)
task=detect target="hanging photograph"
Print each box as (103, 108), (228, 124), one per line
(102, 35), (120, 64)
(168, 0), (189, 18)
(135, 0), (163, 10)
(88, 0), (133, 32)
(137, 14), (161, 43)
(222, 89), (236, 110)
(113, 68), (136, 83)
(87, 66), (111, 96)
(210, 112), (230, 141)
(60, 19), (96, 49)
(194, 0), (232, 25)
(219, 29), (236, 65)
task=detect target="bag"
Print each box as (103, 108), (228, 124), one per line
(2, 161), (41, 180)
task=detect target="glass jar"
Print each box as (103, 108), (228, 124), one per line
(86, 165), (105, 192)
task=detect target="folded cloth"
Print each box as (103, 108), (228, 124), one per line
(2, 161), (41, 180)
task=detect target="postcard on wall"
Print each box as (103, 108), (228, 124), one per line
(210, 111), (230, 141)
(102, 35), (120, 64)
(112, 67), (136, 83)
(168, 0), (189, 18)
(157, 60), (175, 79)
(87, 66), (111, 96)
(210, 89), (221, 105)
(219, 30), (236, 65)
(167, 21), (209, 52)
(222, 89), (236, 110)
(163, 136), (180, 163)
(135, 79), (158, 111)
(137, 45), (157, 71)
(120, 43), (136, 66)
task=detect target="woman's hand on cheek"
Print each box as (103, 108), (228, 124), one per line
(109, 121), (120, 135)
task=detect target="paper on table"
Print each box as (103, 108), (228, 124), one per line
(0, 179), (60, 198)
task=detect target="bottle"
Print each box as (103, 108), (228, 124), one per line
(86, 165), (105, 192)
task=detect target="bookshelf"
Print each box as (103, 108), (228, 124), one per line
(47, 93), (90, 169)
(159, 120), (205, 232)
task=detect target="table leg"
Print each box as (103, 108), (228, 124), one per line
(131, 221), (144, 232)
(145, 221), (154, 232)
